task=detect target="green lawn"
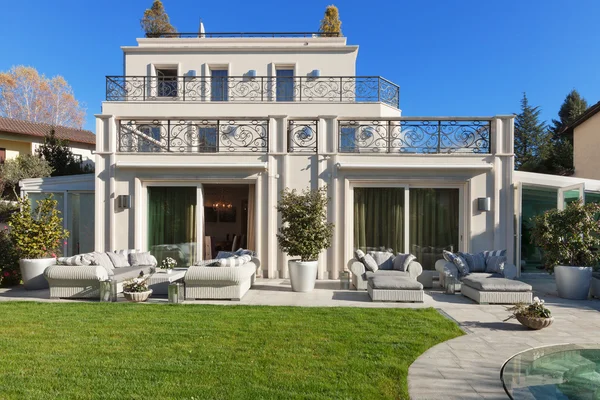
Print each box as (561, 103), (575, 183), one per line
(0, 303), (462, 400)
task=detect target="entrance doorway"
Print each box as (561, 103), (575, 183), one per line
(202, 184), (255, 260)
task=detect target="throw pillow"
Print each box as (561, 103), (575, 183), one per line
(459, 252), (486, 273)
(362, 253), (379, 272)
(106, 252), (130, 268)
(369, 251), (395, 270)
(194, 259), (220, 267)
(452, 254), (470, 276)
(354, 249), (365, 261)
(217, 255), (252, 267)
(216, 251), (235, 259)
(485, 255), (507, 274)
(128, 252), (155, 267)
(90, 252), (115, 270)
(393, 253), (416, 271)
(442, 250), (456, 263)
(57, 255), (81, 266)
(234, 248), (256, 257)
(482, 249), (507, 262)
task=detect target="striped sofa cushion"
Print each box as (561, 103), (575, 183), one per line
(57, 255), (81, 266)
(193, 259), (220, 267)
(217, 255), (252, 267)
(482, 249), (507, 261)
(113, 249), (141, 257)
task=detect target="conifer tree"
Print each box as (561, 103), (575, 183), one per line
(319, 5), (342, 36)
(140, 0), (177, 37)
(514, 93), (548, 171)
(542, 89), (589, 175)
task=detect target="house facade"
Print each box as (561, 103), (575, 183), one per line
(0, 117), (95, 166)
(562, 101), (600, 180)
(95, 32), (515, 283)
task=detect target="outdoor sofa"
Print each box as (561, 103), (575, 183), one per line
(184, 251), (259, 300)
(348, 249), (424, 302)
(44, 250), (156, 299)
(436, 250), (533, 304)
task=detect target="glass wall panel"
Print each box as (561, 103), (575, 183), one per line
(586, 192), (600, 204)
(148, 187), (197, 266)
(521, 186), (557, 272)
(563, 189), (581, 207)
(409, 189), (459, 270)
(67, 193), (95, 256)
(354, 188), (404, 253)
(28, 192), (66, 256)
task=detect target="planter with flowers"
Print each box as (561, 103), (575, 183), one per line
(159, 257), (177, 274)
(123, 274), (152, 302)
(505, 297), (553, 330)
(8, 195), (69, 290)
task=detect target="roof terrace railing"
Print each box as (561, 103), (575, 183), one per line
(144, 32), (341, 38)
(106, 75), (400, 108)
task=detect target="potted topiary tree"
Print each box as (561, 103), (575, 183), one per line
(8, 195), (69, 290)
(276, 187), (334, 292)
(531, 200), (600, 300)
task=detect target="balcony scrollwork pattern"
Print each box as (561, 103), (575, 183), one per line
(118, 119), (268, 153)
(339, 119), (491, 154)
(288, 120), (318, 153)
(106, 76), (400, 108)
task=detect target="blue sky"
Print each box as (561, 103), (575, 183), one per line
(1, 0), (599, 132)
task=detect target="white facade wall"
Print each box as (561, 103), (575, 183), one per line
(96, 35), (515, 279)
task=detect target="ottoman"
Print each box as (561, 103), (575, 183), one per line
(367, 275), (424, 302)
(461, 274), (533, 304)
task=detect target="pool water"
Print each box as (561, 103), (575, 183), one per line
(502, 344), (600, 399)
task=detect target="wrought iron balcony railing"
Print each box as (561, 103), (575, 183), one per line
(145, 32), (341, 38)
(338, 119), (491, 154)
(105, 76), (400, 108)
(288, 120), (318, 153)
(118, 119), (268, 153)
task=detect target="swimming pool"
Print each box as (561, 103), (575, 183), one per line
(502, 344), (600, 399)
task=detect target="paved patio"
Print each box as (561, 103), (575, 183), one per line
(1, 272), (599, 399)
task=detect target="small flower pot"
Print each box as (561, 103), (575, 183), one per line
(516, 314), (554, 330)
(123, 290), (152, 303)
(20, 258), (55, 290)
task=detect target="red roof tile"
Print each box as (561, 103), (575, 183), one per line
(0, 117), (96, 145)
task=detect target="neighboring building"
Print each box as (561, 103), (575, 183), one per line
(562, 101), (600, 180)
(0, 117), (96, 166)
(95, 32), (515, 283)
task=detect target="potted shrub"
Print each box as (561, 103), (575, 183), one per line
(123, 273), (153, 302)
(531, 200), (600, 300)
(505, 297), (553, 330)
(8, 195), (69, 290)
(276, 187), (334, 292)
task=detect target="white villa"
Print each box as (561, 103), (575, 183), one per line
(19, 31), (600, 284)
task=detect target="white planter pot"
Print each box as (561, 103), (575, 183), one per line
(554, 265), (592, 300)
(288, 260), (318, 292)
(20, 258), (55, 290)
(123, 290), (153, 302)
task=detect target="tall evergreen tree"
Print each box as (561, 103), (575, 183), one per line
(36, 129), (90, 177)
(514, 93), (547, 171)
(319, 5), (342, 36)
(140, 0), (177, 37)
(542, 89), (589, 175)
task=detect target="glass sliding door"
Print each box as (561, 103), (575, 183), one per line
(521, 186), (557, 272)
(409, 188), (460, 270)
(67, 193), (95, 256)
(354, 188), (405, 253)
(148, 187), (197, 266)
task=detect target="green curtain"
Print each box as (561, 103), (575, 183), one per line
(354, 188), (404, 253)
(148, 187), (197, 265)
(409, 188), (459, 270)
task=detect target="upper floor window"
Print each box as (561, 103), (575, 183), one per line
(198, 126), (218, 153)
(211, 70), (228, 101)
(0, 148), (5, 164)
(340, 126), (358, 153)
(276, 69), (294, 102)
(139, 126), (162, 152)
(156, 68), (178, 97)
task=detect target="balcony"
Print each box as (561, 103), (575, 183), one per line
(105, 76), (400, 109)
(116, 117), (491, 154)
(144, 32), (341, 38)
(338, 118), (491, 154)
